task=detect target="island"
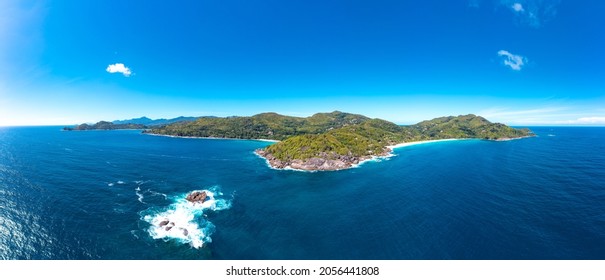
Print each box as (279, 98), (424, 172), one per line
(63, 116), (200, 131)
(147, 111), (534, 171)
(63, 121), (146, 131)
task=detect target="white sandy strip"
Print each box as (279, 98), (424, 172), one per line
(255, 139), (280, 143)
(350, 139), (468, 169)
(146, 133), (279, 143)
(386, 138), (466, 150)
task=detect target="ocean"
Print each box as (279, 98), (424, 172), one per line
(0, 126), (604, 259)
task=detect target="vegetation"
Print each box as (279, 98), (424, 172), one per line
(63, 121), (146, 131)
(407, 114), (533, 140)
(112, 116), (199, 126)
(147, 111), (369, 140)
(64, 111), (533, 170)
(64, 116), (199, 131)
(149, 111), (534, 163)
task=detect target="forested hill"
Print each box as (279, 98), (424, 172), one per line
(148, 111), (534, 171)
(64, 116), (199, 131)
(147, 111), (370, 140)
(63, 121), (146, 131)
(407, 114), (533, 141)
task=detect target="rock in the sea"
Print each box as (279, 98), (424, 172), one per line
(165, 226), (173, 231)
(159, 220), (169, 227)
(181, 228), (188, 236)
(186, 191), (207, 203)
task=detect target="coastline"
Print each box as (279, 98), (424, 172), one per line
(253, 150), (318, 173)
(147, 133), (533, 172)
(494, 135), (535, 141)
(144, 132), (280, 143)
(259, 136), (533, 172)
(386, 138), (466, 150)
(255, 148), (393, 172)
(62, 128), (145, 131)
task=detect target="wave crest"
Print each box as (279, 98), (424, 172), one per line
(140, 186), (232, 249)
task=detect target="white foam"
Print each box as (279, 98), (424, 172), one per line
(130, 230), (140, 240)
(135, 187), (146, 204)
(142, 187), (232, 249)
(108, 183), (114, 187)
(149, 190), (168, 199)
(144, 207), (208, 248)
(353, 153), (396, 168)
(117, 181), (125, 185)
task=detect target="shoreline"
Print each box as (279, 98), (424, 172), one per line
(253, 150), (318, 173)
(259, 136), (533, 172)
(494, 135), (535, 141)
(254, 148), (393, 172)
(386, 135), (534, 149)
(144, 132), (280, 143)
(147, 133), (533, 172)
(386, 138), (467, 150)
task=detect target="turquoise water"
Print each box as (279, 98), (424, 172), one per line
(0, 126), (604, 259)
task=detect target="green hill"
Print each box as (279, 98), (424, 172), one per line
(63, 121), (146, 131)
(148, 112), (534, 171)
(408, 114), (532, 140)
(147, 111), (369, 140)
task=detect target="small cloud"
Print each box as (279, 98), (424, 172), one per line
(566, 117), (605, 125)
(511, 3), (524, 12)
(106, 63), (132, 77)
(500, 0), (561, 28)
(481, 107), (564, 118)
(497, 50), (527, 71)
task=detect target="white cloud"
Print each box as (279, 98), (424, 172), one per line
(500, 0), (561, 28)
(106, 63), (132, 77)
(481, 107), (564, 118)
(497, 50), (527, 71)
(512, 3), (524, 12)
(478, 105), (605, 125)
(562, 117), (605, 125)
(520, 116), (605, 125)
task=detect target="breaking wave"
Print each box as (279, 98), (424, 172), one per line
(140, 186), (232, 249)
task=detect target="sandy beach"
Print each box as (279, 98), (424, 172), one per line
(386, 138), (466, 150)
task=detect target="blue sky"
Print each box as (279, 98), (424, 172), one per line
(1, 0), (604, 126)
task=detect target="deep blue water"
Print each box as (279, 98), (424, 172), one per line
(0, 126), (604, 259)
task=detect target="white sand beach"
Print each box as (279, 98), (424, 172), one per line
(387, 138), (466, 150)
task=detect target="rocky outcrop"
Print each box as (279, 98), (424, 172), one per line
(495, 135), (534, 141)
(157, 220), (189, 236)
(255, 148), (391, 171)
(186, 191), (207, 203)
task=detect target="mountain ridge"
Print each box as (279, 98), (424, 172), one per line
(147, 111), (535, 171)
(112, 116), (201, 126)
